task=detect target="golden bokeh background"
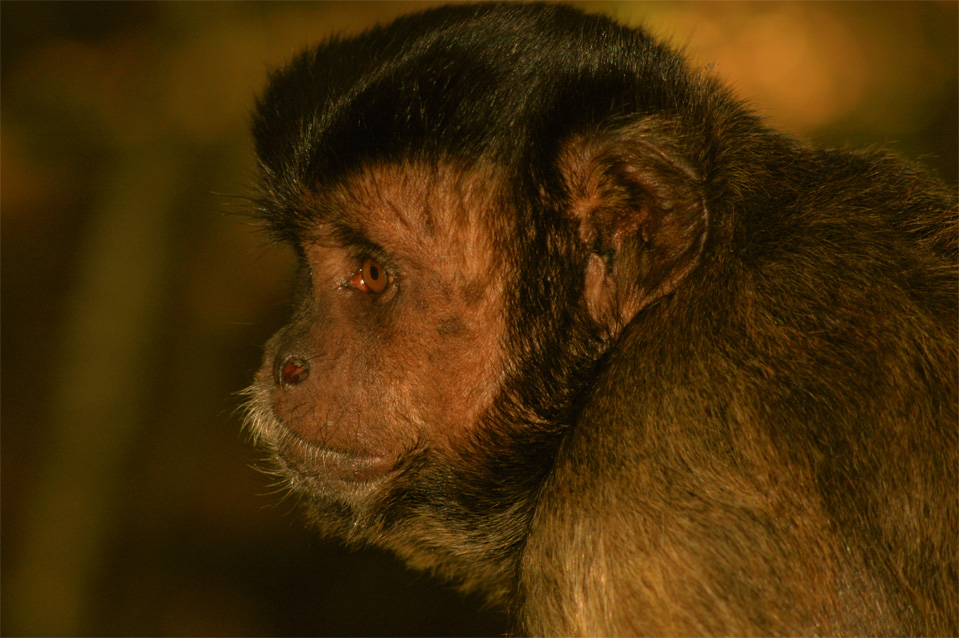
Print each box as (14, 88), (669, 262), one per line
(2, 2), (956, 636)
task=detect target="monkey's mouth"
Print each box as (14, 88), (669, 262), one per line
(274, 425), (395, 484)
(242, 386), (396, 485)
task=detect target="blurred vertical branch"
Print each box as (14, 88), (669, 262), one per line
(6, 142), (187, 635)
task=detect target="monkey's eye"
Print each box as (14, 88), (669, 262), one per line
(351, 257), (392, 294)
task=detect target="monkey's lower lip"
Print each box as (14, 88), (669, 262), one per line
(278, 429), (394, 483)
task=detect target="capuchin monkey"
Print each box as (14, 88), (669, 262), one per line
(243, 4), (958, 635)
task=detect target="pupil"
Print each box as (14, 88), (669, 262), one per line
(369, 264), (379, 280)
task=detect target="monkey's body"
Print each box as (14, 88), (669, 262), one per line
(246, 4), (957, 635)
(525, 148), (958, 636)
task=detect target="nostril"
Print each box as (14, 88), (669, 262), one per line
(276, 355), (310, 387)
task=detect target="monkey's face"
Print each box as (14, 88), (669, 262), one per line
(245, 162), (508, 503)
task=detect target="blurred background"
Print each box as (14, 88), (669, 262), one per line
(2, 2), (956, 636)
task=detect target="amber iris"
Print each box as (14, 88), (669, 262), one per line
(360, 258), (390, 294)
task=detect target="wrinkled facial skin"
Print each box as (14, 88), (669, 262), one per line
(244, 162), (508, 505)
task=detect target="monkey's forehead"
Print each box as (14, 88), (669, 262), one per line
(304, 161), (506, 238)
(256, 154), (513, 249)
(251, 3), (705, 195)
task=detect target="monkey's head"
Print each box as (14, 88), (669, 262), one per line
(244, 3), (710, 600)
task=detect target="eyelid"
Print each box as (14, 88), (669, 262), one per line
(330, 222), (379, 254)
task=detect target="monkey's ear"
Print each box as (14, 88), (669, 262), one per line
(559, 121), (708, 334)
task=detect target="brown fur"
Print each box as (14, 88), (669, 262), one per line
(246, 4), (958, 635)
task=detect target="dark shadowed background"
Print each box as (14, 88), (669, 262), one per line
(2, 2), (956, 636)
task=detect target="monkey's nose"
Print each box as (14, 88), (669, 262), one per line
(275, 355), (310, 387)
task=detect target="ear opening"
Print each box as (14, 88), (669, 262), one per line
(558, 119), (708, 335)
